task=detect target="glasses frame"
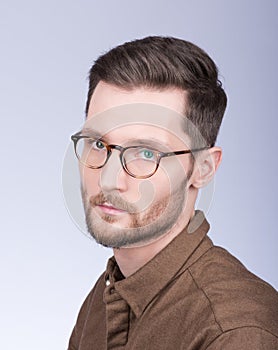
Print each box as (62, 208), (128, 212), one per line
(71, 133), (210, 179)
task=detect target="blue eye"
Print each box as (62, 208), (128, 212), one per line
(141, 149), (155, 160)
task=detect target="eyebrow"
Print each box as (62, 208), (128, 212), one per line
(81, 128), (103, 138)
(81, 128), (173, 151)
(126, 138), (172, 151)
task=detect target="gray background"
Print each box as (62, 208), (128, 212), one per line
(1, 1), (277, 349)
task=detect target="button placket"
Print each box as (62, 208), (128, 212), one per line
(103, 282), (130, 349)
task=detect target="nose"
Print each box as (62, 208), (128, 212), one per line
(98, 150), (128, 192)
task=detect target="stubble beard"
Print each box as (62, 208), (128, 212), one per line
(81, 178), (188, 248)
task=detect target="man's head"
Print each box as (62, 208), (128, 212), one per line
(86, 36), (227, 148)
(76, 36), (227, 248)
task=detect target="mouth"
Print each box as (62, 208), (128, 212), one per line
(97, 202), (127, 215)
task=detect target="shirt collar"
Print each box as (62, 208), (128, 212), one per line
(104, 210), (212, 318)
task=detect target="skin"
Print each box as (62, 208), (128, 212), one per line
(80, 81), (222, 277)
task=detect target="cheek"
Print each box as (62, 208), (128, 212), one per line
(79, 165), (100, 195)
(138, 172), (172, 212)
(154, 160), (183, 192)
(162, 156), (192, 187)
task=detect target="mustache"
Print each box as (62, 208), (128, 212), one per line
(89, 192), (138, 213)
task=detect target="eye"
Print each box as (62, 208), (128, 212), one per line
(139, 148), (155, 160)
(92, 139), (105, 150)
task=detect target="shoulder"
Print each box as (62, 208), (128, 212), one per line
(188, 246), (278, 338)
(205, 327), (278, 349)
(68, 272), (106, 348)
(77, 272), (106, 317)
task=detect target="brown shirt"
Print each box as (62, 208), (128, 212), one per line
(68, 211), (278, 349)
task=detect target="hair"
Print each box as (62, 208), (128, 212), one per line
(85, 36), (227, 148)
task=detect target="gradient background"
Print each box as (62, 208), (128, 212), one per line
(1, 1), (277, 349)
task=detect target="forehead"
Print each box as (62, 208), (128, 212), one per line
(84, 82), (192, 146)
(88, 81), (186, 116)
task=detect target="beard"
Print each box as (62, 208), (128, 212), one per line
(81, 177), (188, 248)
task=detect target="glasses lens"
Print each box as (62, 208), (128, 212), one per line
(75, 138), (107, 168)
(123, 147), (158, 177)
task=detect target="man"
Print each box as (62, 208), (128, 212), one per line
(68, 36), (278, 349)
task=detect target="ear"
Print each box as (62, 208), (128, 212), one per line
(191, 147), (222, 189)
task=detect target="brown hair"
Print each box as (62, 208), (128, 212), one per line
(85, 36), (227, 147)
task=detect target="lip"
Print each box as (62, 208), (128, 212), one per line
(97, 203), (127, 215)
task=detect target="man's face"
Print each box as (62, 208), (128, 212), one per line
(79, 82), (197, 248)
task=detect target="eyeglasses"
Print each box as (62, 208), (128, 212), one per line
(71, 133), (210, 179)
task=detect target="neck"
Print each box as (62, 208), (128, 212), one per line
(113, 203), (196, 277)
